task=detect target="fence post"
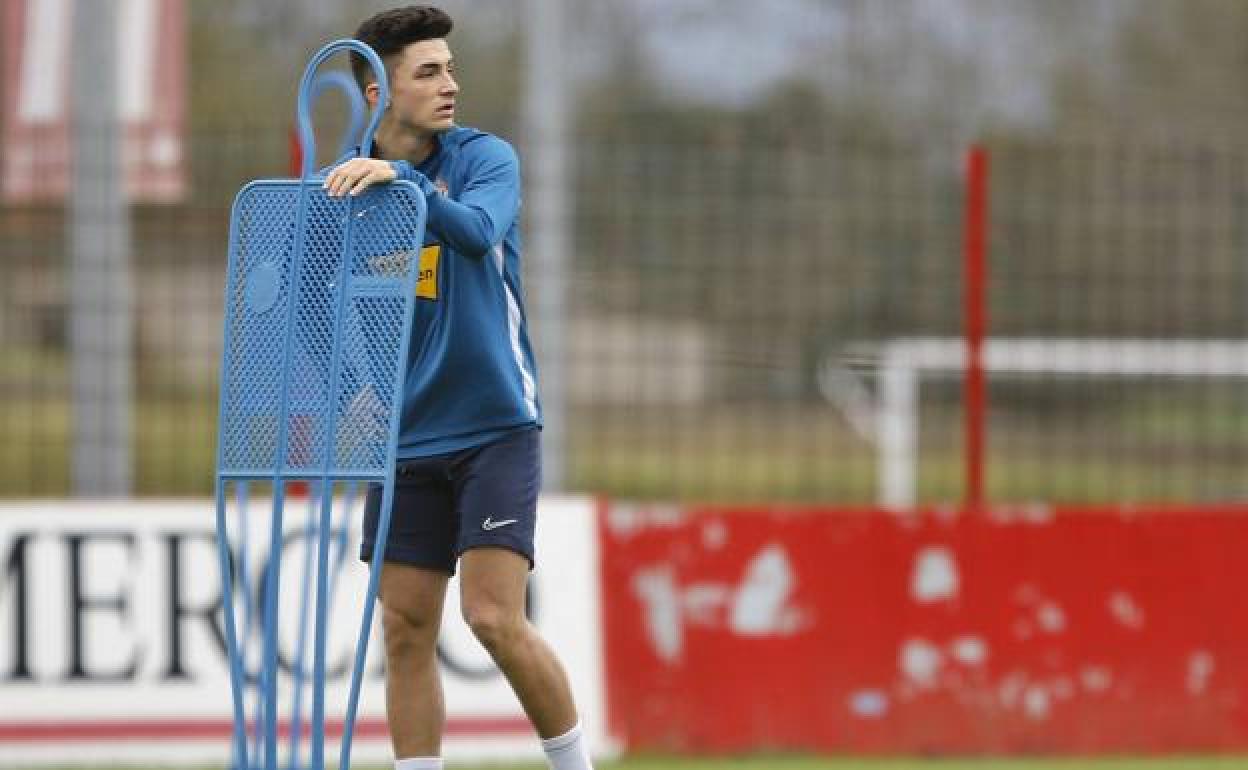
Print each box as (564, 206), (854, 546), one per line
(70, 0), (132, 496)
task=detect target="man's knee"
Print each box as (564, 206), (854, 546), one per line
(377, 563), (449, 660)
(461, 600), (524, 652)
(381, 602), (440, 658)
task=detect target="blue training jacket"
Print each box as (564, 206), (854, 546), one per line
(382, 126), (541, 458)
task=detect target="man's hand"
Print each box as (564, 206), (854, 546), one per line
(323, 158), (397, 197)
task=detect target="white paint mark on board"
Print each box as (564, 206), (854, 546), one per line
(682, 583), (732, 626)
(1107, 591), (1145, 630)
(848, 689), (890, 718)
(701, 519), (728, 549)
(911, 545), (959, 603)
(998, 671), (1028, 709)
(731, 544), (804, 635)
(899, 638), (943, 689)
(1080, 665), (1113, 693)
(1014, 583), (1041, 604)
(949, 635), (988, 666)
(633, 566), (683, 663)
(1036, 601), (1066, 634)
(1187, 650), (1215, 696)
(632, 543), (809, 663)
(607, 503), (686, 537)
(1023, 685), (1051, 721)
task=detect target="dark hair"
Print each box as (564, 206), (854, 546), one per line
(351, 5), (453, 91)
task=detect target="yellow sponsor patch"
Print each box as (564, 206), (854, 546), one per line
(416, 244), (440, 300)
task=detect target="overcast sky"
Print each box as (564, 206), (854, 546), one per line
(308, 0), (1137, 129)
(618, 0), (1129, 126)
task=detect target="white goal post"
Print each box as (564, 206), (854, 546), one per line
(828, 338), (1248, 509)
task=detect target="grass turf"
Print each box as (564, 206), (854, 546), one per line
(32, 758), (1246, 770)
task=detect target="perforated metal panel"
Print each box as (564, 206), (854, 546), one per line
(213, 39), (424, 770)
(217, 181), (427, 479)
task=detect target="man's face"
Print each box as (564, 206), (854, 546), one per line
(372, 39), (458, 134)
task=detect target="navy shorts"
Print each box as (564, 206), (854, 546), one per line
(359, 427), (540, 575)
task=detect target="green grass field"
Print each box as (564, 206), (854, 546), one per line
(444, 760), (1248, 770)
(36, 758), (1247, 770)
(6, 343), (1248, 503)
(6, 389), (1248, 504)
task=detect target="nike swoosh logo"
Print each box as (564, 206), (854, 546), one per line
(482, 517), (518, 531)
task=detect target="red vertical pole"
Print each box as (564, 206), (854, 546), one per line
(289, 126), (303, 177)
(963, 146), (989, 511)
(288, 126), (306, 499)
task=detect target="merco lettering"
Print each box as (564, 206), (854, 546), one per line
(0, 526), (523, 685)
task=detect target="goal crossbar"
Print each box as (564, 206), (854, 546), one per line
(853, 337), (1248, 508)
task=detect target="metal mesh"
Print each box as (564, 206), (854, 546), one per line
(217, 181), (424, 479)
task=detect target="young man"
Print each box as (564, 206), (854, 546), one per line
(324, 7), (593, 770)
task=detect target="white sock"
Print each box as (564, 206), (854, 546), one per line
(395, 758), (442, 770)
(541, 721), (594, 770)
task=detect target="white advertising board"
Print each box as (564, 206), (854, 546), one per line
(0, 496), (609, 765)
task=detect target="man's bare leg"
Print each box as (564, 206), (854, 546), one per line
(458, 547), (579, 738)
(378, 563), (450, 759)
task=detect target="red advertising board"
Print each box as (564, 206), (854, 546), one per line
(2, 0), (186, 202)
(599, 503), (1248, 754)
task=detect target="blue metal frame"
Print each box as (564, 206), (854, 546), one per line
(308, 70), (370, 162)
(214, 39), (425, 770)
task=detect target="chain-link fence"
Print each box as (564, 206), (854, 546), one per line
(5, 0), (1248, 505)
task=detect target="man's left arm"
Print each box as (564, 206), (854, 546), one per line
(399, 142), (520, 259)
(323, 139), (520, 259)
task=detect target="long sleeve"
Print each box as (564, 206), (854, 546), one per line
(385, 128), (541, 458)
(390, 137), (520, 259)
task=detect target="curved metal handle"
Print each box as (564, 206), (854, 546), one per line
(295, 39), (389, 179)
(308, 70), (370, 160)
